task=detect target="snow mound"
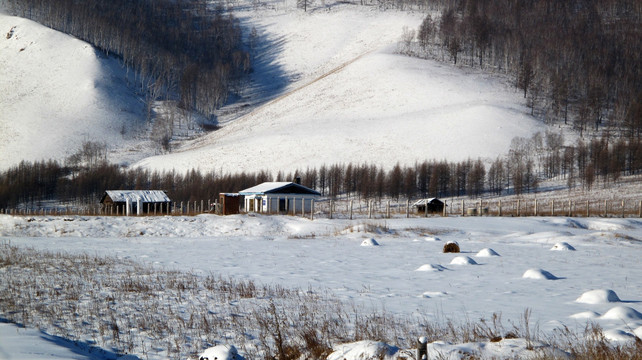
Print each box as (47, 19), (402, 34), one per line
(475, 248), (500, 257)
(634, 326), (642, 339)
(575, 289), (621, 304)
(327, 341), (399, 360)
(416, 264), (447, 272)
(199, 345), (241, 360)
(361, 238), (379, 246)
(522, 268), (559, 280)
(550, 242), (576, 251)
(421, 291), (448, 298)
(603, 329), (637, 342)
(449, 256), (477, 265)
(600, 306), (642, 321)
(427, 338), (569, 360)
(424, 236), (441, 242)
(569, 311), (600, 319)
(586, 220), (627, 231)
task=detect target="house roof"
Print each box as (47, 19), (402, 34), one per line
(101, 190), (171, 203)
(412, 198), (443, 207)
(238, 182), (321, 196)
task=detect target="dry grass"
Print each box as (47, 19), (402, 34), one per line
(1, 242), (640, 360)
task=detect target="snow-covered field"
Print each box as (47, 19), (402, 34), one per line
(1, 214), (641, 359)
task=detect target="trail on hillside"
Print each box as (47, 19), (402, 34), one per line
(185, 49), (376, 150)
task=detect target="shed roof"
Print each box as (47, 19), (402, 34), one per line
(102, 190), (170, 203)
(239, 182), (321, 196)
(412, 198), (443, 207)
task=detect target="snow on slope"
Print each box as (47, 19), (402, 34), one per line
(134, 2), (547, 174)
(0, 12), (145, 170)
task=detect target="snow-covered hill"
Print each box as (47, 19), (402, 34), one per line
(0, 11), (146, 170)
(133, 2), (547, 174)
(1, 1), (548, 174)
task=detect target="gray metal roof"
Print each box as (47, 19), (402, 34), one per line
(103, 190), (170, 203)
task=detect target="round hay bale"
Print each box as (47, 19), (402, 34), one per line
(443, 241), (460, 253)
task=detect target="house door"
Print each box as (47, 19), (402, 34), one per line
(279, 198), (286, 212)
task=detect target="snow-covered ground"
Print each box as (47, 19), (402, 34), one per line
(1, 214), (641, 359)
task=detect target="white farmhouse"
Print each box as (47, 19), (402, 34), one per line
(238, 181), (321, 214)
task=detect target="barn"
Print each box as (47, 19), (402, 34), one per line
(238, 181), (321, 214)
(100, 190), (171, 215)
(412, 198), (445, 214)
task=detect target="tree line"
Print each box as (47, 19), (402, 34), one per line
(4, 0), (250, 118)
(402, 0), (641, 140)
(1, 135), (640, 210)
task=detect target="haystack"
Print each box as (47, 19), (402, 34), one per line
(442, 241), (460, 253)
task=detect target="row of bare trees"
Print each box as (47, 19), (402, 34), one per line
(2, 136), (640, 209)
(4, 0), (250, 118)
(404, 0), (641, 140)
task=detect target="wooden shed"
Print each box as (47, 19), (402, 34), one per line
(100, 190), (171, 215)
(218, 193), (240, 215)
(412, 198), (445, 214)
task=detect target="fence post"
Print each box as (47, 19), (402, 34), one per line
(622, 200), (625, 218)
(639, 200), (642, 218)
(461, 199), (464, 216)
(551, 200), (554, 216)
(534, 199), (538, 216)
(406, 199), (410, 218)
(311, 199), (314, 220)
(387, 201), (390, 219)
(604, 200), (607, 217)
(568, 200), (572, 217)
(416, 337), (428, 360)
(498, 200), (502, 217)
(517, 199), (521, 217)
(350, 200), (353, 220)
(368, 200), (372, 219)
(586, 200), (589, 217)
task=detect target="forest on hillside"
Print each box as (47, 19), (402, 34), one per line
(1, 133), (640, 209)
(402, 0), (641, 139)
(3, 0), (250, 120)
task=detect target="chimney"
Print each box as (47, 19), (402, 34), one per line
(295, 176), (301, 185)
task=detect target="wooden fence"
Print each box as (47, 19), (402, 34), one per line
(2, 197), (642, 219)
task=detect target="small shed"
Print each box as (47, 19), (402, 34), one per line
(100, 190), (171, 215)
(218, 193), (240, 215)
(412, 198), (445, 214)
(238, 181), (321, 214)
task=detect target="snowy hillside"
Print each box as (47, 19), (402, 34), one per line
(0, 11), (146, 170)
(1, 1), (549, 174)
(134, 1), (547, 174)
